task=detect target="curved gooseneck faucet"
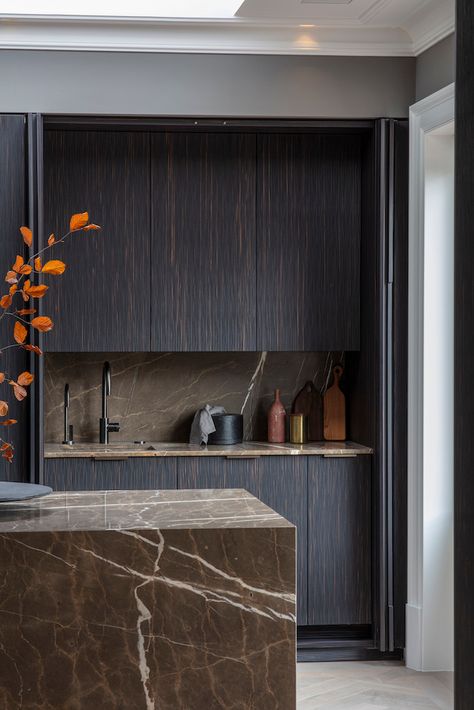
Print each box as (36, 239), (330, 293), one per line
(99, 361), (120, 444)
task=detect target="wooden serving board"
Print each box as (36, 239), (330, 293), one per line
(323, 366), (346, 441)
(292, 381), (323, 441)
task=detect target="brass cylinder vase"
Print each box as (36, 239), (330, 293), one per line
(289, 413), (307, 444)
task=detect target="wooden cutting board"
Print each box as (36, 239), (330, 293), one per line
(292, 381), (323, 441)
(323, 366), (346, 441)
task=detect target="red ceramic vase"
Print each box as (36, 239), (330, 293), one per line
(268, 389), (286, 443)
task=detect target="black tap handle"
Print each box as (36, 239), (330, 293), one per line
(108, 422), (120, 433)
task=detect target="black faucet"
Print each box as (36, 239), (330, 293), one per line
(62, 383), (74, 445)
(99, 361), (120, 444)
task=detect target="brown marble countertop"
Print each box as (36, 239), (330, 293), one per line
(0, 488), (293, 533)
(44, 440), (373, 459)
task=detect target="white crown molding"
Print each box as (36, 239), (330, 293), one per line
(0, 16), (414, 55)
(402, 0), (455, 55)
(0, 3), (454, 57)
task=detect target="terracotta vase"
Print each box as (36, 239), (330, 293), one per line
(268, 389), (286, 443)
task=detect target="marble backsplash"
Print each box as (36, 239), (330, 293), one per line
(44, 351), (344, 444)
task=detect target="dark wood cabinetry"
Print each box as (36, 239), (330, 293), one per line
(307, 456), (372, 626)
(151, 133), (257, 351)
(178, 455), (309, 624)
(41, 126), (364, 353)
(43, 130), (151, 351)
(44, 457), (177, 491)
(257, 134), (361, 351)
(0, 115), (29, 483)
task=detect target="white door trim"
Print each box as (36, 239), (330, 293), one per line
(406, 82), (455, 671)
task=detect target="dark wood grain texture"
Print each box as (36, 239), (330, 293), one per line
(0, 115), (29, 483)
(44, 457), (177, 491)
(455, 5), (474, 706)
(151, 132), (257, 351)
(257, 133), (361, 351)
(177, 456), (260, 498)
(258, 457), (308, 625)
(43, 458), (98, 491)
(392, 120), (408, 650)
(177, 455), (308, 624)
(43, 130), (150, 351)
(307, 456), (372, 625)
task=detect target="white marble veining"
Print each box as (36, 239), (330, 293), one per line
(0, 488), (292, 533)
(44, 440), (373, 459)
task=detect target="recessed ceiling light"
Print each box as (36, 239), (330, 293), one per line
(300, 23), (315, 28)
(0, 0), (245, 18)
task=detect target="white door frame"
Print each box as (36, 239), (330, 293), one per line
(406, 83), (455, 671)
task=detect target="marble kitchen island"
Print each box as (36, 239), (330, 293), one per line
(0, 489), (296, 709)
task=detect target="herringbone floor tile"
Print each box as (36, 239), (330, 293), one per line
(297, 662), (453, 709)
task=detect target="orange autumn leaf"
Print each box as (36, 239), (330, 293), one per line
(0, 418), (18, 425)
(83, 223), (101, 231)
(26, 284), (48, 298)
(17, 371), (34, 387)
(0, 442), (12, 451)
(5, 271), (17, 285)
(48, 233), (55, 246)
(0, 401), (8, 417)
(13, 321), (27, 344)
(0, 373), (4, 383)
(12, 255), (24, 273)
(42, 260), (66, 275)
(16, 308), (36, 316)
(23, 344), (43, 355)
(20, 279), (31, 302)
(20, 226), (32, 247)
(9, 380), (27, 401)
(70, 212), (89, 231)
(0, 295), (12, 309)
(34, 257), (42, 272)
(9, 284), (18, 296)
(12, 255), (32, 275)
(31, 316), (53, 332)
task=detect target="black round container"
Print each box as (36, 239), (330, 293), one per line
(208, 414), (243, 445)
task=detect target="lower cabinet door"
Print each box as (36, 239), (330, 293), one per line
(44, 458), (95, 491)
(178, 455), (308, 625)
(177, 456), (260, 497)
(258, 457), (308, 626)
(44, 458), (178, 491)
(307, 456), (372, 626)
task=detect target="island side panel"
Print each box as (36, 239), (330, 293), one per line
(0, 526), (296, 710)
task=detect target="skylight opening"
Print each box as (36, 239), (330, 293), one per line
(0, 0), (245, 18)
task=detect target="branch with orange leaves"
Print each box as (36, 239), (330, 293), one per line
(0, 211), (101, 462)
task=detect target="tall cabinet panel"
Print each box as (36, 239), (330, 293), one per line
(43, 130), (151, 351)
(151, 133), (257, 351)
(307, 456), (372, 626)
(257, 134), (361, 351)
(0, 115), (29, 482)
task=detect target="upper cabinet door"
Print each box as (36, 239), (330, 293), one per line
(43, 130), (150, 351)
(151, 133), (257, 351)
(257, 134), (361, 351)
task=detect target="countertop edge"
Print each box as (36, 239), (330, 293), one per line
(44, 441), (374, 459)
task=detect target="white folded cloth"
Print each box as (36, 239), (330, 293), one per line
(189, 404), (227, 445)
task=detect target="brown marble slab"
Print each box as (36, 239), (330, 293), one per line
(0, 490), (296, 709)
(44, 440), (373, 459)
(44, 351), (345, 444)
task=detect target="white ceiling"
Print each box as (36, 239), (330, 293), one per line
(0, 0), (455, 56)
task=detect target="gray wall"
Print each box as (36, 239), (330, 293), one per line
(0, 50), (415, 118)
(416, 34), (455, 102)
